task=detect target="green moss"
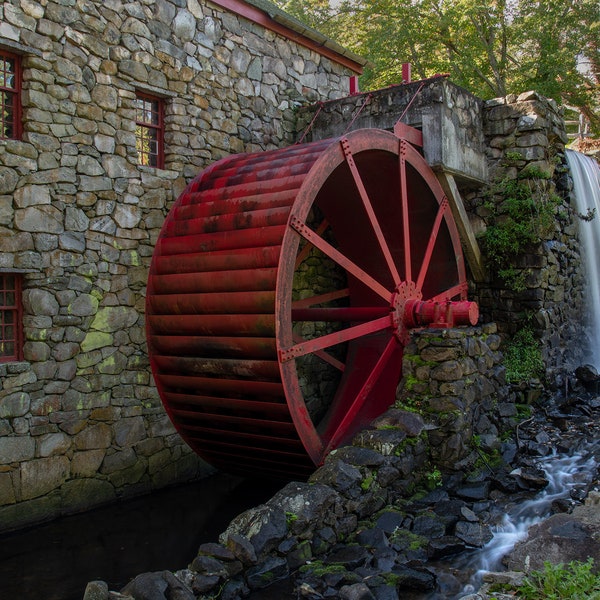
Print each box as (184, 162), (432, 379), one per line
(299, 560), (348, 577)
(388, 528), (428, 552)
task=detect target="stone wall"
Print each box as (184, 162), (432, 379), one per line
(0, 0), (355, 533)
(396, 324), (513, 471)
(472, 91), (587, 380)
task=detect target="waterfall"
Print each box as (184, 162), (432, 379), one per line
(566, 150), (600, 368)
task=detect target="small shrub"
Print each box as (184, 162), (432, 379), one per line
(517, 559), (600, 599)
(503, 327), (544, 383)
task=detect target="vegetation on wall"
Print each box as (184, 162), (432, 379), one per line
(480, 164), (561, 292)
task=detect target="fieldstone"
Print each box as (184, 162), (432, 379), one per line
(221, 503), (287, 558)
(0, 437), (36, 464)
(82, 580), (109, 600)
(454, 521), (494, 547)
(0, 392), (30, 418)
(245, 556), (289, 590)
(38, 432), (70, 457)
(20, 456), (70, 500)
(23, 288), (60, 316)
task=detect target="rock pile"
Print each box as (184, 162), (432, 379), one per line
(83, 373), (600, 600)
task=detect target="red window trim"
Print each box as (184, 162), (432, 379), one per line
(0, 49), (22, 140)
(0, 273), (24, 364)
(135, 91), (165, 169)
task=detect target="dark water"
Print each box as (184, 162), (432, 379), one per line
(0, 473), (282, 600)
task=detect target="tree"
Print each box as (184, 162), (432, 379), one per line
(273, 0), (600, 134)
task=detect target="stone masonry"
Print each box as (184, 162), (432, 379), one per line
(0, 0), (360, 533)
(472, 91), (587, 380)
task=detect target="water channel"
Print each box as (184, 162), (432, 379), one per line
(0, 473), (281, 600)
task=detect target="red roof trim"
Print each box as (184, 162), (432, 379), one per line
(207, 0), (363, 74)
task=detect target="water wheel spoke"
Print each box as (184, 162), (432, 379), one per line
(292, 289), (350, 309)
(416, 197), (450, 291)
(290, 215), (390, 302)
(292, 333), (345, 372)
(324, 336), (398, 453)
(295, 218), (330, 269)
(400, 140), (412, 282)
(341, 137), (402, 286)
(430, 282), (469, 303)
(292, 306), (389, 322)
(279, 315), (392, 362)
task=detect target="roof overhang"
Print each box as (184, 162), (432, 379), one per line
(207, 0), (367, 74)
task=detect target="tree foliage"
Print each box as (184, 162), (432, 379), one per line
(274, 0), (600, 134)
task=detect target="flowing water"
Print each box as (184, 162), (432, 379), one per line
(566, 150), (600, 367)
(446, 443), (600, 599)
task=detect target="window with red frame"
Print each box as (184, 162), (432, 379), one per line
(0, 50), (22, 140)
(135, 92), (164, 168)
(0, 274), (23, 363)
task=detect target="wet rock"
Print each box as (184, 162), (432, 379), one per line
(411, 512), (446, 538)
(375, 511), (407, 534)
(575, 364), (600, 392)
(220, 578), (250, 600)
(325, 544), (371, 569)
(339, 582), (376, 599)
(454, 521), (494, 547)
(460, 506), (479, 522)
(83, 580), (109, 600)
(245, 556), (289, 590)
(371, 409), (426, 437)
(369, 584), (399, 600)
(510, 466), (549, 490)
(455, 481), (491, 501)
(220, 504), (287, 558)
(223, 533), (257, 566)
(189, 555), (229, 578)
(121, 571), (169, 599)
(356, 526), (389, 550)
(331, 446), (387, 468)
(504, 512), (600, 572)
(196, 542), (235, 561)
(310, 459), (362, 493)
(426, 535), (467, 558)
(390, 565), (436, 590)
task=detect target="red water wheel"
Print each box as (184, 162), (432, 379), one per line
(146, 128), (477, 480)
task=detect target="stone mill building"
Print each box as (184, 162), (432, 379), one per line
(0, 0), (366, 532)
(0, 0), (592, 534)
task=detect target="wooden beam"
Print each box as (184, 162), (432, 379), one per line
(436, 171), (486, 282)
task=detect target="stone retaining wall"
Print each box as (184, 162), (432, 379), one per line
(472, 92), (587, 379)
(0, 0), (355, 533)
(397, 324), (513, 470)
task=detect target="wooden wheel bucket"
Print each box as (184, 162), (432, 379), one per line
(146, 128), (477, 479)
